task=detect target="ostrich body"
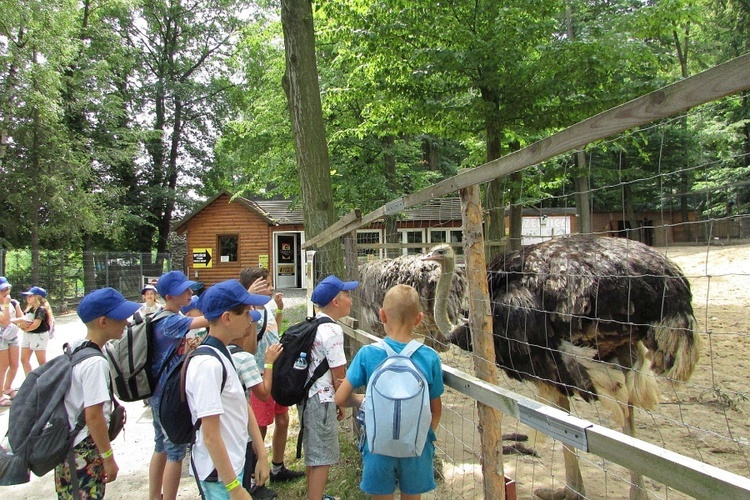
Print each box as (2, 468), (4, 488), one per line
(356, 245), (465, 352)
(449, 235), (700, 500)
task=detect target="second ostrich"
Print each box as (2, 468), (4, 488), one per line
(449, 235), (700, 500)
(356, 244), (465, 352)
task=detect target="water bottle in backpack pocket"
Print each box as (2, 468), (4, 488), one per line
(364, 340), (432, 458)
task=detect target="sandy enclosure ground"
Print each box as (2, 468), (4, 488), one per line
(2, 244), (750, 499)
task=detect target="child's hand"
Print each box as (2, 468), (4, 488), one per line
(273, 292), (284, 309)
(247, 278), (268, 295)
(264, 343), (283, 363)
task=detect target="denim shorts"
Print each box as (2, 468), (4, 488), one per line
(150, 396), (187, 461)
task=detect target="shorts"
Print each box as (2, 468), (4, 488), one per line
(0, 336), (19, 350)
(150, 396), (188, 461)
(359, 431), (437, 495)
(250, 392), (289, 427)
(21, 332), (49, 351)
(300, 393), (339, 467)
(199, 471), (244, 500)
(54, 435), (106, 499)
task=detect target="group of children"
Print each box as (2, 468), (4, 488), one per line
(57, 268), (444, 500)
(0, 279), (56, 407)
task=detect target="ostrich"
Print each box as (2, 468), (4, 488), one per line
(356, 244), (465, 352)
(449, 234), (700, 500)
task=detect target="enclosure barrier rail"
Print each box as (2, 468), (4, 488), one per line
(302, 52), (750, 251)
(339, 320), (750, 499)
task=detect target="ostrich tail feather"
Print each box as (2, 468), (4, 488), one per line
(651, 314), (700, 381)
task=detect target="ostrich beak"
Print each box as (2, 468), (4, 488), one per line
(423, 250), (442, 262)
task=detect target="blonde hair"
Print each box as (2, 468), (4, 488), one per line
(382, 284), (420, 326)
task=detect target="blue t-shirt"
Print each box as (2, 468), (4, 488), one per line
(346, 337), (444, 401)
(150, 313), (194, 398)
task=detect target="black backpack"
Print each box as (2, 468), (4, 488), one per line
(271, 316), (334, 407)
(0, 342), (103, 485)
(158, 345), (228, 446)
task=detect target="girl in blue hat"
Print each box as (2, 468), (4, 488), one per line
(17, 286), (54, 374)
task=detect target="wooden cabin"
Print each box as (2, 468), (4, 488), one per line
(173, 192), (306, 289)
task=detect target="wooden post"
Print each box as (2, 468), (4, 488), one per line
(460, 184), (505, 499)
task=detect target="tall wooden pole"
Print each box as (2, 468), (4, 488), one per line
(460, 184), (505, 498)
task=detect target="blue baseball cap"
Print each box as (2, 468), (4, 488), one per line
(197, 280), (269, 321)
(0, 277), (11, 291)
(311, 275), (358, 308)
(21, 286), (47, 298)
(180, 295), (201, 315)
(78, 287), (141, 323)
(156, 271), (200, 298)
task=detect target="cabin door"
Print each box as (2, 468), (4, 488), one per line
(274, 232), (302, 289)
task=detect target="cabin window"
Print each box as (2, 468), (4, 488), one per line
(429, 229), (464, 255)
(399, 229), (425, 255)
(356, 230), (383, 261)
(218, 235), (238, 263)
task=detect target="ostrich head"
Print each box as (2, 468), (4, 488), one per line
(421, 244), (458, 351)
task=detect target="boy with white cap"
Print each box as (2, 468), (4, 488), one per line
(55, 287), (141, 498)
(186, 279), (269, 499)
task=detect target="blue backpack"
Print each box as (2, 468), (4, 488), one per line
(364, 340), (432, 458)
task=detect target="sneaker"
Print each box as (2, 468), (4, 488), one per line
(269, 465), (305, 482)
(249, 485), (278, 499)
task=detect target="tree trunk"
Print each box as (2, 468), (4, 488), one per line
(674, 28), (693, 241)
(383, 135), (400, 258)
(482, 89), (505, 261)
(281, 0), (342, 279)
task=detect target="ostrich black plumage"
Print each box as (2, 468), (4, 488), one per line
(449, 235), (700, 500)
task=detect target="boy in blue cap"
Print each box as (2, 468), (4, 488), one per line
(55, 288), (141, 498)
(149, 271), (209, 500)
(185, 279), (269, 500)
(304, 275), (358, 500)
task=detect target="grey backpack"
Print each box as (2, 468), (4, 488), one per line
(364, 340), (432, 457)
(0, 342), (103, 484)
(104, 309), (174, 401)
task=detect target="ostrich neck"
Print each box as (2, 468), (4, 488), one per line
(434, 262), (455, 337)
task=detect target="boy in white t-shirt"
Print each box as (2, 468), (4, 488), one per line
(55, 287), (141, 498)
(185, 280), (269, 500)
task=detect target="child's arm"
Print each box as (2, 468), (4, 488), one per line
(430, 396), (442, 432)
(202, 415), (251, 499)
(334, 377), (363, 408)
(273, 293), (284, 327)
(247, 402), (270, 486)
(85, 403), (118, 483)
(189, 316), (209, 330)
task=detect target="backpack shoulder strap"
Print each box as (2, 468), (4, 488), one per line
(373, 340), (398, 357)
(399, 340), (422, 359)
(190, 346), (228, 392)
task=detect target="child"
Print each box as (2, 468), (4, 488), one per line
(335, 284), (444, 500)
(135, 284), (162, 322)
(55, 287), (141, 498)
(228, 309), (283, 499)
(0, 277), (22, 405)
(149, 271), (208, 500)
(303, 275), (358, 500)
(239, 267), (304, 483)
(17, 286), (53, 374)
(184, 279), (268, 499)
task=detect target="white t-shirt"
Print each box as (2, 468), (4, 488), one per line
(186, 346), (248, 481)
(307, 313), (347, 403)
(63, 340), (112, 446)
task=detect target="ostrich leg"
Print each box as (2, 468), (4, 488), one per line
(534, 389), (585, 500)
(624, 405), (648, 500)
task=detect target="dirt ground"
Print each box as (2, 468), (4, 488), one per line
(2, 243), (750, 499)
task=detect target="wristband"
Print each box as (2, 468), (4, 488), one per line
(225, 478), (241, 491)
(101, 448), (113, 459)
(264, 363), (273, 370)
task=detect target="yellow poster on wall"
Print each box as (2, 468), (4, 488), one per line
(193, 248), (213, 268)
(258, 254), (269, 269)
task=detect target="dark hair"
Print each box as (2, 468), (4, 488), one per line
(239, 267), (270, 289)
